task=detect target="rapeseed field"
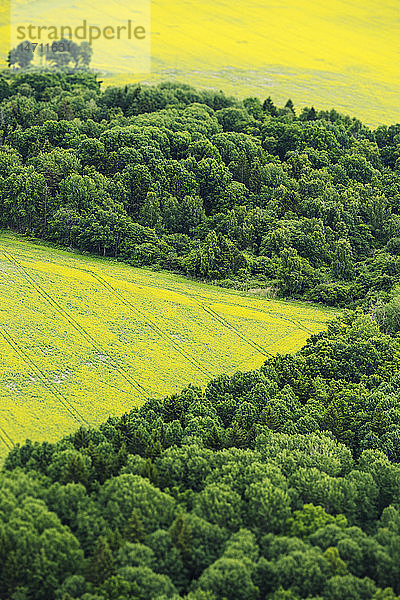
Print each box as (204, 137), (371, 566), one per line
(0, 233), (336, 457)
(110, 0), (399, 126)
(5, 0), (399, 125)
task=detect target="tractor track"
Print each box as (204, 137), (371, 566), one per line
(200, 303), (274, 358)
(1, 247), (327, 383)
(83, 269), (213, 379)
(0, 326), (90, 427)
(2, 251), (150, 400)
(3, 250), (294, 360)
(53, 260), (274, 364)
(0, 424), (13, 451)
(85, 271), (315, 350)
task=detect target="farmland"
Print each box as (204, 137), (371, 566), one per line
(0, 233), (335, 456)
(132, 0), (400, 126)
(5, 0), (400, 126)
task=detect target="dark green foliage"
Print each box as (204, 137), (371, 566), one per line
(8, 39), (93, 71)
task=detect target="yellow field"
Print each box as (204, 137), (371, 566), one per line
(2, 0), (399, 126)
(143, 0), (400, 126)
(110, 0), (400, 127)
(0, 233), (336, 455)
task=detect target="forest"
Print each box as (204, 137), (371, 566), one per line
(2, 71), (400, 598)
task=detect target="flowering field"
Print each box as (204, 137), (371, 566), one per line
(0, 233), (336, 456)
(6, 0), (399, 126)
(111, 0), (399, 127)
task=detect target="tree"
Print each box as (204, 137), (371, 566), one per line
(278, 247), (317, 295)
(99, 474), (176, 532)
(124, 509), (146, 543)
(29, 149), (81, 195)
(196, 557), (259, 600)
(288, 504), (347, 538)
(331, 239), (354, 280)
(116, 565), (177, 600)
(9, 42), (34, 69)
(263, 96), (278, 117)
(193, 483), (243, 531)
(170, 513), (226, 579)
(285, 99), (296, 115)
(139, 191), (162, 229)
(2, 166), (46, 233)
(185, 230), (248, 279)
(245, 478), (291, 533)
(0, 77), (10, 100)
(122, 164), (152, 216)
(323, 575), (377, 600)
(47, 449), (92, 486)
(272, 548), (330, 597)
(86, 536), (115, 585)
(376, 286), (400, 334)
(147, 529), (188, 591)
(78, 42), (93, 68)
(47, 40), (75, 69)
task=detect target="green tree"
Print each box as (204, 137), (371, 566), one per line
(288, 504), (347, 538)
(193, 483), (243, 531)
(331, 239), (354, 280)
(86, 536), (115, 585)
(124, 509), (146, 543)
(278, 247), (317, 295)
(245, 478), (291, 533)
(196, 557), (258, 600)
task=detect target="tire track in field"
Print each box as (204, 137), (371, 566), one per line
(6, 247), (214, 380)
(199, 296), (318, 337)
(0, 248), (272, 365)
(2, 248), (319, 368)
(0, 424), (13, 451)
(80, 268), (280, 362)
(2, 246), (319, 337)
(2, 248), (207, 389)
(200, 303), (274, 358)
(97, 273), (314, 354)
(3, 251), (267, 363)
(82, 269), (274, 361)
(0, 425), (14, 447)
(206, 297), (324, 333)
(84, 270), (213, 378)
(97, 379), (136, 396)
(2, 251), (150, 400)
(233, 325), (306, 369)
(0, 326), (90, 427)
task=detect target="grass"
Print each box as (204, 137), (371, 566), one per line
(0, 232), (337, 457)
